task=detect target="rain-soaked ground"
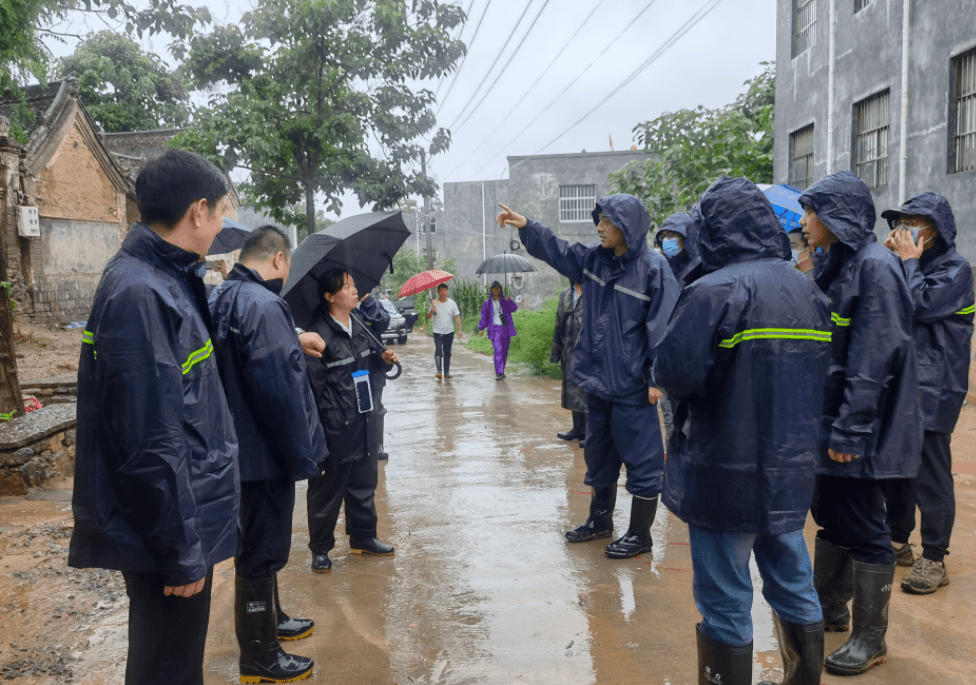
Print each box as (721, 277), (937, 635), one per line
(197, 334), (976, 685)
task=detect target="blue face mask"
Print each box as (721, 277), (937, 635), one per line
(661, 238), (682, 258)
(791, 250), (801, 266)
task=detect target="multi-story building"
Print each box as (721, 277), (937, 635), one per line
(774, 0), (976, 258)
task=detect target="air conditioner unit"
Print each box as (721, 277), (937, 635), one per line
(17, 206), (39, 238)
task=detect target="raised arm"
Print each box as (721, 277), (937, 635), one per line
(498, 203), (587, 284)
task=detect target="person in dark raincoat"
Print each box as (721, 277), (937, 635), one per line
(209, 226), (326, 683)
(551, 280), (586, 446)
(654, 177), (830, 685)
(879, 193), (974, 594)
(799, 170), (922, 676)
(497, 196), (678, 559)
(68, 149), (239, 685)
(358, 293), (391, 460)
(305, 269), (400, 573)
(478, 281), (518, 379)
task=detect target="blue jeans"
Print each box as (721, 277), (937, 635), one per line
(689, 525), (822, 646)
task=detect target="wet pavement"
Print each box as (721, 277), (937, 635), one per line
(201, 334), (976, 685)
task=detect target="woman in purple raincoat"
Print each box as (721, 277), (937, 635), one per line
(478, 281), (518, 379)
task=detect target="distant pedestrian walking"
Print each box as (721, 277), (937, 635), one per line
(551, 281), (586, 446)
(478, 281), (518, 379)
(426, 283), (463, 379)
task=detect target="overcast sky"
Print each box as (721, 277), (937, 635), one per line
(44, 0), (778, 217)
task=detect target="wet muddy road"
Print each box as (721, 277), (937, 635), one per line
(200, 335), (976, 685)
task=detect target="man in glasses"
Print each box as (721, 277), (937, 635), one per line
(881, 193), (974, 595)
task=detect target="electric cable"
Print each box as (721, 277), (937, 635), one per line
(435, 0), (494, 116)
(433, 0), (479, 99)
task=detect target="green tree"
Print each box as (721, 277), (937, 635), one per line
(57, 31), (190, 132)
(179, 0), (465, 237)
(610, 62), (775, 229)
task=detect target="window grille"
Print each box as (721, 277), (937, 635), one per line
(854, 0), (872, 13)
(794, 0), (816, 57)
(559, 185), (596, 222)
(854, 90), (889, 189)
(953, 48), (976, 173)
(789, 126), (815, 190)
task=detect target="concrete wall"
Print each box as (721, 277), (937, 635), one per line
(774, 0), (976, 258)
(437, 180), (510, 293)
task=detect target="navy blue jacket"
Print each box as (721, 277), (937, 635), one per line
(654, 212), (701, 289)
(69, 224), (239, 586)
(519, 194), (678, 404)
(655, 177), (831, 534)
(886, 193), (973, 433)
(209, 263), (326, 482)
(801, 171), (921, 479)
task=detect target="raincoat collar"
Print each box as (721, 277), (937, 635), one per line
(697, 176), (791, 273)
(226, 262), (284, 296)
(798, 170), (877, 252)
(591, 194), (651, 263)
(122, 223), (207, 279)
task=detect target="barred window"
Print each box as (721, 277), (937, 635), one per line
(789, 125), (815, 190)
(559, 185), (596, 222)
(854, 90), (889, 189)
(794, 0), (816, 57)
(854, 0), (872, 13)
(951, 47), (976, 174)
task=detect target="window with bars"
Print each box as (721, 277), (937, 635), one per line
(951, 47), (976, 174)
(793, 0), (816, 57)
(854, 0), (872, 13)
(559, 185), (596, 222)
(854, 90), (889, 189)
(789, 125), (815, 190)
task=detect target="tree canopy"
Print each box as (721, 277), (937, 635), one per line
(609, 62), (775, 229)
(179, 0), (465, 236)
(58, 31), (190, 132)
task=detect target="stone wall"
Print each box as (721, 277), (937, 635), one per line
(0, 403), (76, 496)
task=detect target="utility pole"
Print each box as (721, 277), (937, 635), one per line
(421, 149), (433, 271)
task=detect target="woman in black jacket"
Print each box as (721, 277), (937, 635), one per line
(305, 269), (399, 573)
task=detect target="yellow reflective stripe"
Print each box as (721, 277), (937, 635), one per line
(182, 339), (214, 375)
(718, 328), (832, 349)
(82, 330), (94, 344)
(831, 312), (851, 327)
(955, 305), (975, 316)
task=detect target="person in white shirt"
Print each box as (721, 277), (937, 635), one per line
(425, 283), (463, 379)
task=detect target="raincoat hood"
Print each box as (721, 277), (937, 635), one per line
(697, 176), (791, 273)
(592, 194), (651, 259)
(655, 212), (693, 244)
(881, 192), (957, 251)
(798, 170), (877, 252)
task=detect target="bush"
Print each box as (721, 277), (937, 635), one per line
(464, 295), (562, 379)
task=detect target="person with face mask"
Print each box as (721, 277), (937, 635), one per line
(654, 212), (699, 290)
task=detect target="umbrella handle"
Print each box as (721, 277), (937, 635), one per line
(385, 362), (402, 380)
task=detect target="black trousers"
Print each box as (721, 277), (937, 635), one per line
(122, 568), (214, 685)
(307, 454), (378, 553)
(236, 478), (296, 579)
(812, 475), (894, 565)
(433, 332), (454, 375)
(884, 431), (955, 562)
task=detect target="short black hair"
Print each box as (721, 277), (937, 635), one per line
(240, 225), (291, 263)
(317, 268), (348, 311)
(437, 283), (449, 291)
(136, 149), (229, 228)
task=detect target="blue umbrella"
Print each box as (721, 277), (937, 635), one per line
(763, 184), (804, 233)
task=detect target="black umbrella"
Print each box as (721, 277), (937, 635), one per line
(474, 253), (538, 275)
(281, 211), (410, 329)
(208, 217), (252, 255)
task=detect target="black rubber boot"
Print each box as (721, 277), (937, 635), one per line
(696, 624), (752, 685)
(565, 487), (616, 542)
(758, 614), (824, 685)
(813, 537), (853, 632)
(605, 494), (658, 558)
(274, 575), (313, 641)
(824, 561), (895, 676)
(236, 576), (314, 683)
(350, 536), (395, 556)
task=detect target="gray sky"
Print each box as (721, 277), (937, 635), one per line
(43, 0), (778, 217)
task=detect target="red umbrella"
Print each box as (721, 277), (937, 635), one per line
(397, 270), (454, 298)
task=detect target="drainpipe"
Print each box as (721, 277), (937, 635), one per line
(899, 0), (911, 203)
(826, 0), (836, 175)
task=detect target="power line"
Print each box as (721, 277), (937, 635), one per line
(441, 0), (609, 178)
(435, 0), (494, 117)
(536, 0), (726, 154)
(459, 0), (663, 180)
(444, 0), (537, 130)
(450, 0), (552, 135)
(433, 0), (478, 100)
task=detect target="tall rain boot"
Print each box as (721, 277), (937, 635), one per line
(274, 575), (314, 641)
(697, 624), (752, 685)
(758, 613), (824, 685)
(813, 537), (853, 632)
(565, 486), (616, 542)
(435, 354), (443, 379)
(605, 494), (658, 558)
(824, 561), (895, 676)
(236, 576), (314, 683)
